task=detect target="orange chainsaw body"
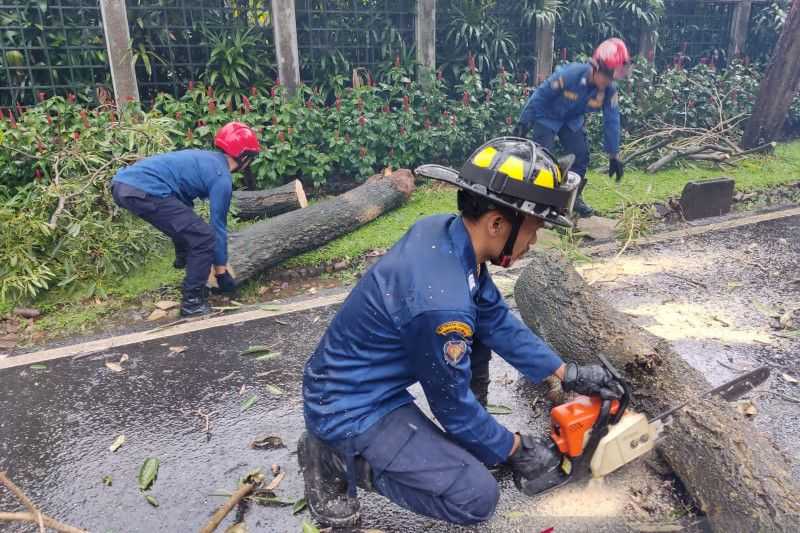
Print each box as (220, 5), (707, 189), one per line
(550, 396), (621, 458)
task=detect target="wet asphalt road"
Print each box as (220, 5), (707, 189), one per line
(0, 303), (687, 532)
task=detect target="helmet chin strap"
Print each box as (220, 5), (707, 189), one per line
(491, 215), (523, 268)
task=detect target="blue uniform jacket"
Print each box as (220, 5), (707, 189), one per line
(112, 149), (232, 266)
(303, 215), (564, 465)
(519, 62), (621, 155)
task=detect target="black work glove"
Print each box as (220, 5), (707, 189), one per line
(507, 433), (565, 496)
(562, 362), (623, 400)
(608, 157), (624, 182)
(512, 122), (530, 139)
(215, 271), (237, 293)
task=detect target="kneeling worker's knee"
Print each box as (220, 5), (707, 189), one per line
(445, 467), (500, 525)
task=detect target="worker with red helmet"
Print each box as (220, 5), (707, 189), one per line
(111, 122), (260, 316)
(514, 38), (631, 217)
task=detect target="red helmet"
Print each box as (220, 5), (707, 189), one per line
(214, 122), (261, 160)
(593, 38), (631, 79)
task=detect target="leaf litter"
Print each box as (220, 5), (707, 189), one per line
(109, 434), (125, 452)
(138, 457), (160, 491)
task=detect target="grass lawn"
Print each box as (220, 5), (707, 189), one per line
(9, 140), (800, 340)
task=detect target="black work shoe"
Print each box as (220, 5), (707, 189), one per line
(574, 196), (595, 218)
(298, 431), (361, 528)
(180, 287), (210, 317)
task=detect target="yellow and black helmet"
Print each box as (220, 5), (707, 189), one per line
(415, 137), (580, 227)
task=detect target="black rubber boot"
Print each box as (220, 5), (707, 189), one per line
(574, 178), (595, 218)
(297, 431), (361, 528)
(180, 287), (210, 317)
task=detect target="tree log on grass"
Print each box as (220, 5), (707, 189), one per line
(232, 180), (308, 220)
(514, 250), (800, 532)
(226, 170), (415, 283)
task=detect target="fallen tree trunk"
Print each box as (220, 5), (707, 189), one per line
(226, 170), (414, 283)
(514, 250), (800, 532)
(232, 180), (308, 220)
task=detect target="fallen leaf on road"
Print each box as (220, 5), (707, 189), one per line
(253, 352), (281, 361)
(240, 345), (273, 356)
(239, 384), (247, 395)
(302, 521), (320, 533)
(225, 523), (248, 533)
(782, 373), (799, 384)
(145, 495), (159, 507)
(102, 475), (113, 487)
(736, 399), (758, 417)
(154, 300), (179, 311)
(241, 395), (258, 412)
(169, 346), (187, 354)
(105, 361), (123, 372)
(250, 436), (285, 450)
(138, 457), (160, 490)
(29, 364), (47, 370)
(120, 354), (129, 363)
(487, 404), (513, 415)
(264, 471), (286, 491)
(260, 305), (281, 312)
(292, 497), (307, 515)
(265, 384), (284, 395)
(109, 435), (126, 452)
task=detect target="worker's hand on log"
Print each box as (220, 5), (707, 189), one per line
(507, 433), (563, 494)
(512, 123), (530, 139)
(215, 271), (237, 293)
(562, 362), (623, 400)
(608, 157), (624, 182)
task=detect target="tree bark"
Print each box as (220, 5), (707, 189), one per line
(742, 0), (800, 148)
(232, 180), (308, 220)
(514, 250), (800, 532)
(226, 170), (415, 283)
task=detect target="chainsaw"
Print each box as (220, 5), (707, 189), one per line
(522, 355), (771, 496)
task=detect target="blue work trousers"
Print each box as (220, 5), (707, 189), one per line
(532, 122), (590, 179)
(112, 182), (215, 292)
(330, 403), (500, 525)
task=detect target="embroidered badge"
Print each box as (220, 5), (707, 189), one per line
(436, 321), (474, 338)
(443, 339), (468, 365)
(563, 90), (578, 101)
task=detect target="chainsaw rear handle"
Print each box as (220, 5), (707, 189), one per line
(596, 353), (631, 424)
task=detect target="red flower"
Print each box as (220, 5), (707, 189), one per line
(37, 141), (45, 153)
(0, 109), (4, 121)
(467, 53), (476, 73)
(399, 126), (406, 136)
(80, 109), (90, 128)
(187, 128), (193, 141)
(272, 115), (278, 126)
(250, 86), (258, 97)
(37, 91), (46, 103)
(46, 114), (53, 125)
(306, 99), (314, 109)
(359, 146), (368, 158)
(35, 168), (43, 179)
(506, 116), (513, 126)
(188, 80), (195, 91)
(383, 104), (390, 114)
(16, 103), (24, 115)
(197, 119), (206, 127)
(395, 54), (401, 68)
(207, 86), (214, 98)
(110, 111), (117, 122)
(8, 111), (16, 128)
(175, 111), (182, 121)
(277, 131), (286, 142)
(67, 93), (76, 104)
(208, 99), (217, 113)
(359, 114), (366, 127)
(271, 85), (279, 98)
(242, 96), (252, 112)
(403, 95), (410, 112)
(367, 72), (374, 87)
(335, 97), (342, 111)
(484, 89), (492, 103)
(73, 131), (80, 141)
(462, 91), (470, 107)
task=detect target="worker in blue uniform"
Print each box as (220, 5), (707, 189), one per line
(514, 38), (631, 217)
(112, 122), (260, 316)
(299, 137), (624, 527)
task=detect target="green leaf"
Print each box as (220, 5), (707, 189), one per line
(240, 345), (272, 356)
(29, 364), (47, 370)
(109, 434), (126, 452)
(265, 384), (283, 395)
(302, 521), (320, 533)
(486, 404), (512, 415)
(292, 497), (307, 515)
(102, 475), (113, 486)
(145, 494), (159, 507)
(138, 458), (160, 491)
(253, 352), (281, 361)
(241, 395), (257, 412)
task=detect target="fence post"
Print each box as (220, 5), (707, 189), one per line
(638, 29), (658, 63)
(728, 0), (752, 58)
(534, 19), (555, 84)
(271, 0), (301, 95)
(99, 0), (139, 104)
(416, 0), (436, 83)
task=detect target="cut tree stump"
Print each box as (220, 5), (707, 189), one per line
(225, 170), (415, 283)
(232, 180), (308, 220)
(514, 250), (800, 533)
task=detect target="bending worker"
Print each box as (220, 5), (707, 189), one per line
(514, 38), (631, 217)
(111, 122), (260, 316)
(299, 137), (623, 527)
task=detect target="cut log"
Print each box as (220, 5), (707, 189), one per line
(226, 170), (415, 283)
(514, 250), (800, 533)
(232, 180), (308, 220)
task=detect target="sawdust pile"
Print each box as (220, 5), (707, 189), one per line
(534, 477), (626, 517)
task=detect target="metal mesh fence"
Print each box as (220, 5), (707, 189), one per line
(659, 0), (736, 67)
(295, 0), (416, 83)
(0, 0), (108, 107)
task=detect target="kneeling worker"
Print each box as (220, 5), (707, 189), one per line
(112, 122), (260, 316)
(299, 138), (623, 527)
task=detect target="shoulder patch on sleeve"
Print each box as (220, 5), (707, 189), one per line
(436, 321), (474, 338)
(443, 339), (468, 366)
